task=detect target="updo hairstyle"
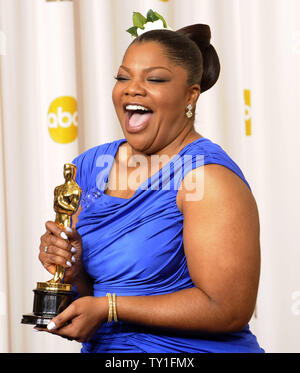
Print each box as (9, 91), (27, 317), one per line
(129, 24), (220, 93)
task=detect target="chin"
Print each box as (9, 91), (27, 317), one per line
(122, 130), (157, 154)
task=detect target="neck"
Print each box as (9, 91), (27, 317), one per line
(127, 125), (202, 160)
(162, 125), (201, 157)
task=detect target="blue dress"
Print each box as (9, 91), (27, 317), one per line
(72, 137), (264, 353)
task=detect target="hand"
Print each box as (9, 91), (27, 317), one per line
(36, 296), (108, 343)
(39, 221), (84, 283)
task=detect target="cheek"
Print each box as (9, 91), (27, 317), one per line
(158, 80), (185, 101)
(112, 85), (121, 108)
(154, 89), (185, 119)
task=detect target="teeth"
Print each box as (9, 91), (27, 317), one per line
(126, 104), (151, 112)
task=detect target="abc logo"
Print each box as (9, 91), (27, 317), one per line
(47, 96), (78, 144)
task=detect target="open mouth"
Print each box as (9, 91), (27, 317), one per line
(124, 104), (154, 131)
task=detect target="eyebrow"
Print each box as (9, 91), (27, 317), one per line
(119, 65), (172, 73)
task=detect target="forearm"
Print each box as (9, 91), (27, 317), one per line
(115, 287), (244, 335)
(70, 271), (93, 297)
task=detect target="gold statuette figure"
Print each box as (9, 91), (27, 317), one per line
(50, 163), (82, 283)
(21, 163), (82, 327)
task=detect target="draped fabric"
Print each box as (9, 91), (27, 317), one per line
(73, 137), (263, 353)
(74, 138), (250, 299)
(0, 0), (299, 352)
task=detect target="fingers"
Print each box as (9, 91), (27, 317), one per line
(42, 233), (69, 252)
(39, 221), (79, 273)
(43, 248), (75, 268)
(47, 303), (76, 332)
(41, 297), (105, 343)
(46, 302), (83, 342)
(45, 221), (66, 237)
(45, 221), (81, 242)
(33, 305), (76, 339)
(62, 226), (81, 241)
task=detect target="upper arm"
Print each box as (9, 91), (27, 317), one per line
(177, 164), (261, 330)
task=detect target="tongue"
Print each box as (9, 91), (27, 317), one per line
(129, 112), (153, 128)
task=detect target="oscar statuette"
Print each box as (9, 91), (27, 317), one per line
(21, 163), (82, 327)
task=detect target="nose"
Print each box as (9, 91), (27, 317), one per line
(124, 79), (146, 97)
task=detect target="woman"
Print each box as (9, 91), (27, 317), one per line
(38, 24), (264, 353)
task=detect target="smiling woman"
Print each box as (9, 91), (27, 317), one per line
(37, 18), (264, 353)
(112, 42), (200, 156)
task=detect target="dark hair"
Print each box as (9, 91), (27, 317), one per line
(129, 24), (220, 93)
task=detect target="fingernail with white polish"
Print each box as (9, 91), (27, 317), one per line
(71, 247), (76, 254)
(60, 232), (68, 240)
(65, 227), (73, 233)
(47, 321), (56, 331)
(71, 256), (76, 263)
(66, 261), (72, 267)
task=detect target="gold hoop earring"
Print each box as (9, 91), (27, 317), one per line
(186, 104), (193, 119)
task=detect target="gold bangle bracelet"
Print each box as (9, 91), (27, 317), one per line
(106, 293), (113, 323)
(112, 293), (118, 322)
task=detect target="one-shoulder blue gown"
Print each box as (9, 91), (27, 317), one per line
(72, 137), (264, 353)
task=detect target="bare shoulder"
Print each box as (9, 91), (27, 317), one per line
(177, 163), (260, 251)
(176, 163), (257, 215)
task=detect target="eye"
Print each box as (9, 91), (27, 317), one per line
(114, 75), (168, 83)
(147, 78), (167, 83)
(114, 75), (129, 81)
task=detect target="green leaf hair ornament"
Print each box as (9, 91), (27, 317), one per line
(126, 9), (171, 37)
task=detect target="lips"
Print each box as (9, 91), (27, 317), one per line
(125, 111), (153, 133)
(123, 103), (154, 133)
(122, 102), (153, 113)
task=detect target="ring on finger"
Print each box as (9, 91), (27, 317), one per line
(44, 246), (48, 254)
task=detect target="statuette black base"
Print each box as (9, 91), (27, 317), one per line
(21, 283), (74, 327)
(21, 313), (53, 328)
